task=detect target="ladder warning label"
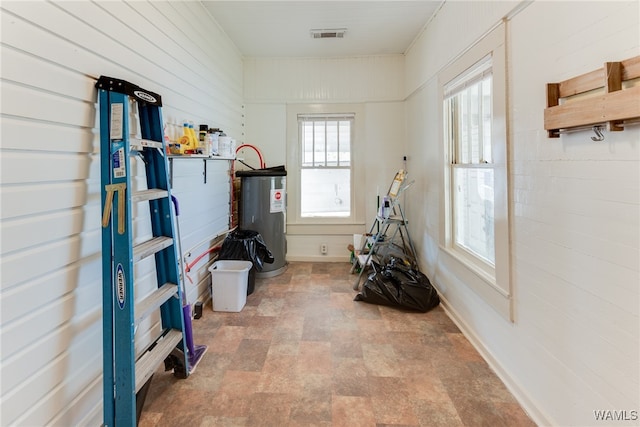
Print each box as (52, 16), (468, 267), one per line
(116, 264), (125, 309)
(112, 148), (125, 178)
(270, 189), (285, 213)
(110, 103), (123, 140)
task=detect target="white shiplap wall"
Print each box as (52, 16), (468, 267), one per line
(243, 55), (407, 261)
(244, 55), (405, 103)
(405, 1), (639, 426)
(0, 1), (242, 425)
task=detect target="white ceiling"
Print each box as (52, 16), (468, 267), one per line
(202, 1), (443, 58)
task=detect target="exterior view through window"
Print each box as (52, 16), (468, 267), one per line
(444, 56), (495, 265)
(299, 114), (353, 217)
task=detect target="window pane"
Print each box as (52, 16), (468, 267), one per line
(453, 167), (495, 264)
(449, 74), (492, 165)
(338, 121), (351, 165)
(459, 92), (470, 164)
(301, 169), (350, 217)
(302, 122), (314, 166)
(468, 83), (480, 164)
(482, 78), (492, 162)
(326, 121), (338, 166)
(313, 123), (326, 167)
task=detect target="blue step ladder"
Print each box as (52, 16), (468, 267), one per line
(96, 76), (191, 426)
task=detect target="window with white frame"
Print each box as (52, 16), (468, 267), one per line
(444, 55), (495, 265)
(298, 114), (353, 218)
(440, 23), (511, 320)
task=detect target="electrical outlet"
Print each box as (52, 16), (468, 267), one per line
(320, 243), (328, 254)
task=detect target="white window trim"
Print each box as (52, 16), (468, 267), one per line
(286, 103), (365, 232)
(299, 114), (353, 218)
(438, 22), (512, 321)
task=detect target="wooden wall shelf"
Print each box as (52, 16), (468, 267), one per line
(544, 55), (640, 138)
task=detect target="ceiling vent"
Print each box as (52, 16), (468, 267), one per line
(310, 28), (347, 39)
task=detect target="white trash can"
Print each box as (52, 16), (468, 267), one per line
(208, 260), (253, 312)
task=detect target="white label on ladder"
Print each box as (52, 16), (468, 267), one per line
(110, 103), (124, 140)
(112, 148), (126, 178)
(116, 263), (126, 309)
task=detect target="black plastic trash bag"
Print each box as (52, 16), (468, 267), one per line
(218, 229), (274, 295)
(354, 257), (440, 312)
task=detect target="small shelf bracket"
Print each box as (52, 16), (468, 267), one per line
(544, 55), (640, 139)
(591, 125), (605, 142)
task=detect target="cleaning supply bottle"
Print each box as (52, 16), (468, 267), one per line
(207, 128), (219, 156)
(379, 196), (391, 218)
(182, 121), (190, 140)
(188, 122), (198, 146)
(178, 120), (193, 154)
(199, 125), (208, 154)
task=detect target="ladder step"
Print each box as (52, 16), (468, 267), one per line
(133, 236), (174, 263)
(135, 329), (182, 393)
(357, 254), (374, 266)
(130, 138), (164, 151)
(377, 215), (406, 224)
(132, 188), (168, 203)
(135, 282), (179, 326)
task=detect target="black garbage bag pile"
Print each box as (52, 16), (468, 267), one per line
(218, 229), (274, 269)
(218, 229), (274, 295)
(354, 257), (440, 312)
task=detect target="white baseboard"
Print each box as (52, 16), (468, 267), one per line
(439, 295), (550, 427)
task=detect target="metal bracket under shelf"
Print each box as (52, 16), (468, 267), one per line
(168, 155), (235, 186)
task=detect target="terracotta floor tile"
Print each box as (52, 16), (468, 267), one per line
(138, 411), (162, 427)
(246, 392), (292, 426)
(290, 374), (333, 424)
(371, 394), (419, 425)
(361, 343), (404, 377)
(244, 315), (278, 340)
(218, 370), (260, 396)
(208, 326), (246, 354)
(226, 339), (271, 371)
(256, 297), (285, 316)
(368, 378), (419, 424)
(332, 395), (377, 427)
(356, 318), (390, 344)
(142, 262), (535, 427)
(412, 398), (465, 427)
(330, 336), (363, 358)
(447, 332), (485, 362)
(332, 357), (370, 397)
(208, 392), (251, 418)
(297, 341), (333, 375)
(257, 354), (301, 394)
(199, 415), (248, 427)
(289, 399), (333, 426)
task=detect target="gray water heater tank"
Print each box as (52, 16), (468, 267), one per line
(236, 166), (287, 277)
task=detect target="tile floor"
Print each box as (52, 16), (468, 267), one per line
(140, 262), (535, 426)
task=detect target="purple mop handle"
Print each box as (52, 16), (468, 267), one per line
(171, 195), (179, 216)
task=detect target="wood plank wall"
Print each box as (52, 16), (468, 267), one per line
(0, 1), (243, 425)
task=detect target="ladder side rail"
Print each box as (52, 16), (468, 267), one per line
(396, 202), (418, 263)
(106, 91), (138, 425)
(352, 217), (390, 290)
(139, 103), (176, 324)
(353, 215), (401, 289)
(380, 221), (398, 261)
(349, 212), (379, 274)
(98, 89), (116, 427)
(379, 219), (399, 262)
(139, 102), (189, 362)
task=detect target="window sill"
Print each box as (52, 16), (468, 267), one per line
(287, 223), (366, 235)
(439, 245), (512, 321)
